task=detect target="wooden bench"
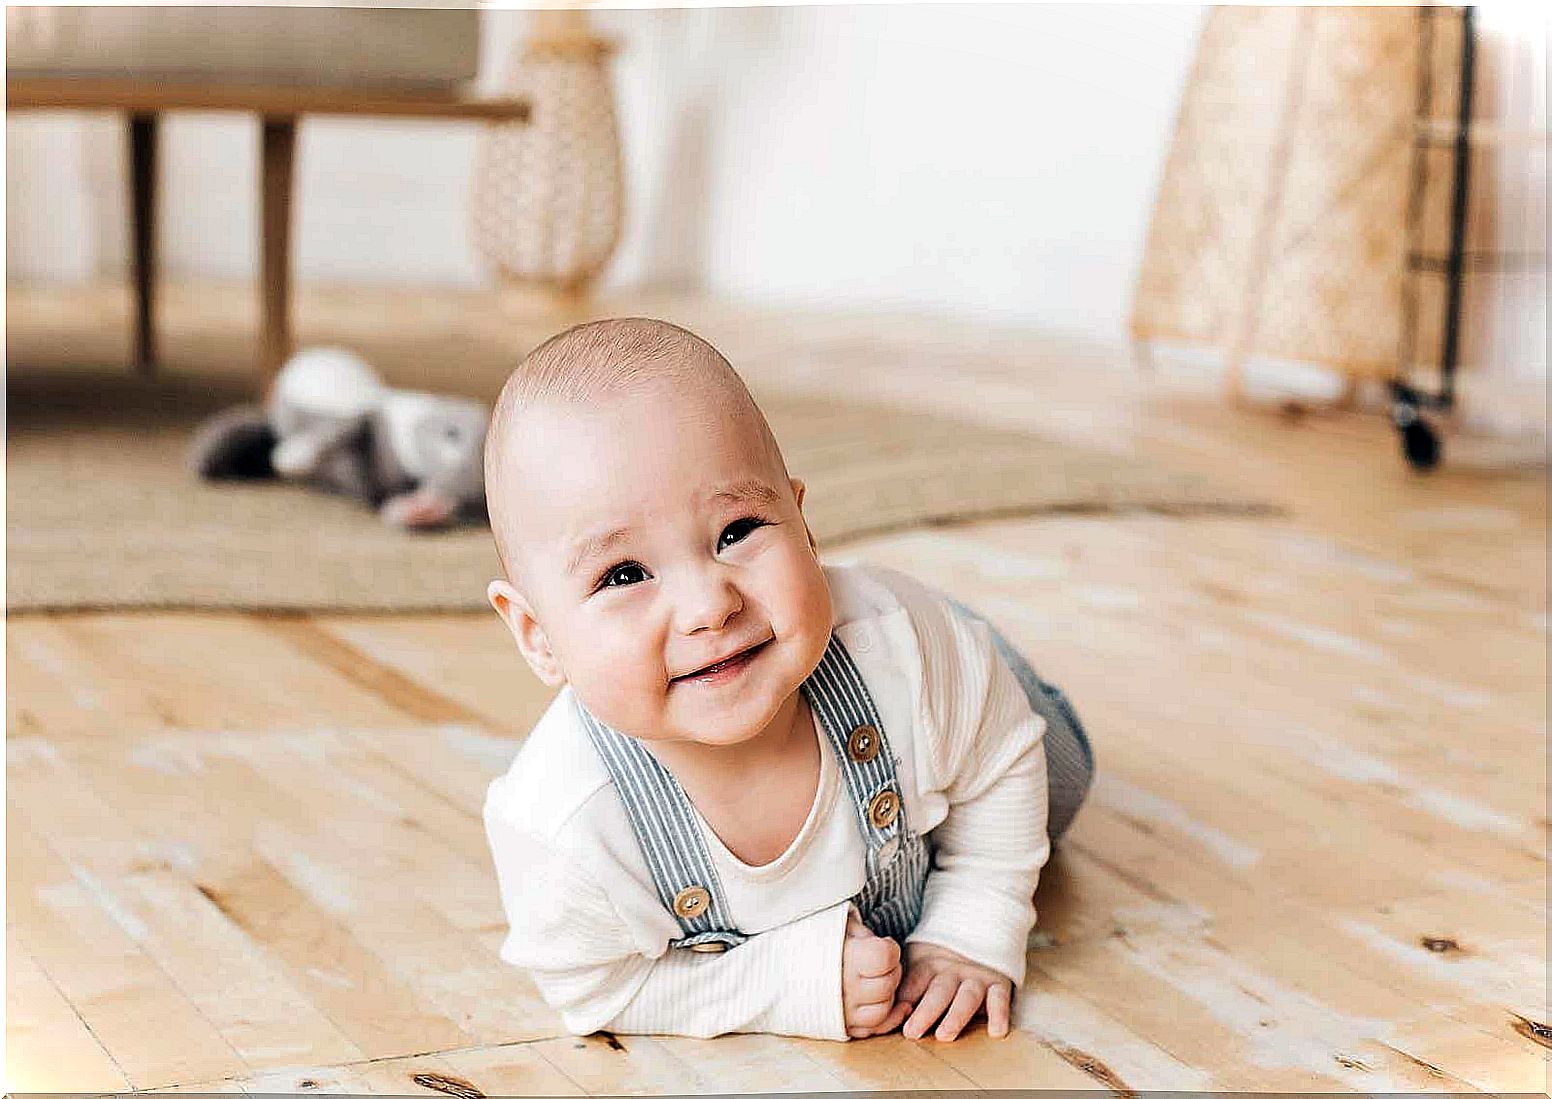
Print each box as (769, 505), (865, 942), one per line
(8, 76), (530, 383)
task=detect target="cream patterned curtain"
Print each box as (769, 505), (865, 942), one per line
(1131, 6), (1464, 379)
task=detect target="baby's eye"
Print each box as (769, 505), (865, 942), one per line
(717, 517), (768, 551)
(599, 562), (650, 589)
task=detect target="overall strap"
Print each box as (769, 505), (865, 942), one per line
(801, 637), (917, 893)
(576, 699), (748, 953)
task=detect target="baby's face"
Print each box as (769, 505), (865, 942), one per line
(491, 379), (833, 748)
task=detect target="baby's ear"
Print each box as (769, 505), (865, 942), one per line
(789, 477), (819, 554)
(487, 579), (566, 687)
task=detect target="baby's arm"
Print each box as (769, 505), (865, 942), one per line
(908, 627), (1050, 983)
(484, 803), (861, 1041)
(890, 578), (1052, 1028)
(610, 904), (905, 1040)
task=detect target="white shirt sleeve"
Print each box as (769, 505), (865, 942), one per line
(484, 797), (854, 1041)
(889, 576), (1051, 987)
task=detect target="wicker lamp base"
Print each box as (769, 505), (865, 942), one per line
(471, 8), (624, 301)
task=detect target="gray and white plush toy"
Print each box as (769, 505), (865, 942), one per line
(190, 347), (489, 530)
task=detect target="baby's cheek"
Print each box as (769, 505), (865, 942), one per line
(568, 636), (664, 724)
(786, 561), (834, 643)
(596, 649), (659, 697)
(577, 679), (667, 742)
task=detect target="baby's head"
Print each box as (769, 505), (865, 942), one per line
(485, 318), (833, 747)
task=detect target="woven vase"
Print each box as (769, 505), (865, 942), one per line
(471, 9), (624, 302)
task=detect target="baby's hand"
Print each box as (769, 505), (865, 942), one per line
(896, 941), (1013, 1041)
(841, 907), (910, 1038)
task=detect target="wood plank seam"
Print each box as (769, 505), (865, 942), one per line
(12, 821), (253, 1086)
(8, 931), (136, 1089)
(257, 615), (499, 728)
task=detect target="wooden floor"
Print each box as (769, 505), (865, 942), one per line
(6, 284), (1549, 1095)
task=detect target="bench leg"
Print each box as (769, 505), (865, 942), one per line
(260, 116), (297, 387)
(128, 112), (158, 375)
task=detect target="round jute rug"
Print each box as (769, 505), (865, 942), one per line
(7, 366), (1276, 612)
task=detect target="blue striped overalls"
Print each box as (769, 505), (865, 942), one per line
(579, 608), (1093, 954)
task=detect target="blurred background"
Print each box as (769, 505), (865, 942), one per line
(9, 3), (1545, 375)
(14, 5), (1205, 328)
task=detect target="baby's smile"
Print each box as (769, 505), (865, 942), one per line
(670, 634), (776, 687)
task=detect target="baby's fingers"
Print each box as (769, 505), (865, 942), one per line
(986, 982), (1012, 1039)
(847, 999), (912, 1040)
(856, 969), (902, 1008)
(877, 998), (913, 1035)
(895, 958), (937, 1008)
(901, 973), (957, 1040)
(846, 993), (895, 1034)
(933, 980), (986, 1042)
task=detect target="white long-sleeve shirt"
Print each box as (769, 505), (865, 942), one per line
(483, 561), (1050, 1041)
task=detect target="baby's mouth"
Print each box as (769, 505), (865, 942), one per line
(672, 638), (773, 683)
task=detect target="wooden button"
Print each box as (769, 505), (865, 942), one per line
(868, 788), (900, 830)
(672, 885), (711, 919)
(847, 724), (880, 763)
(687, 940), (728, 954)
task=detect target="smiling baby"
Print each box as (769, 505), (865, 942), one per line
(482, 317), (1093, 1042)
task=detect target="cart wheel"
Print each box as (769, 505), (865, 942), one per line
(1401, 415), (1442, 471)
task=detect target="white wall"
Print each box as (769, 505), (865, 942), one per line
(6, 4), (1203, 346)
(684, 4), (1203, 334)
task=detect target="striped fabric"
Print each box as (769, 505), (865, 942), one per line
(800, 637), (930, 942)
(578, 702), (750, 951)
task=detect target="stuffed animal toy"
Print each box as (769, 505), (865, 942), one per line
(190, 347), (489, 530)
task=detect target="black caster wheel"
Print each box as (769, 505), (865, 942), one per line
(1392, 402), (1442, 471)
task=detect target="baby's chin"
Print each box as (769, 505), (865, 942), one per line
(576, 681), (771, 746)
(660, 689), (791, 747)
(658, 682), (805, 747)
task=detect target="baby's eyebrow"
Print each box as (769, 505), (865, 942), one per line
(564, 527), (632, 577)
(708, 479), (781, 508)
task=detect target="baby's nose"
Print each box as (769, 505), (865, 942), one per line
(674, 569), (743, 634)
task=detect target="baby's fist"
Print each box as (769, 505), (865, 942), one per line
(841, 907), (908, 1038)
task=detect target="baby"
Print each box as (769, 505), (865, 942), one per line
(482, 318), (1093, 1042)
